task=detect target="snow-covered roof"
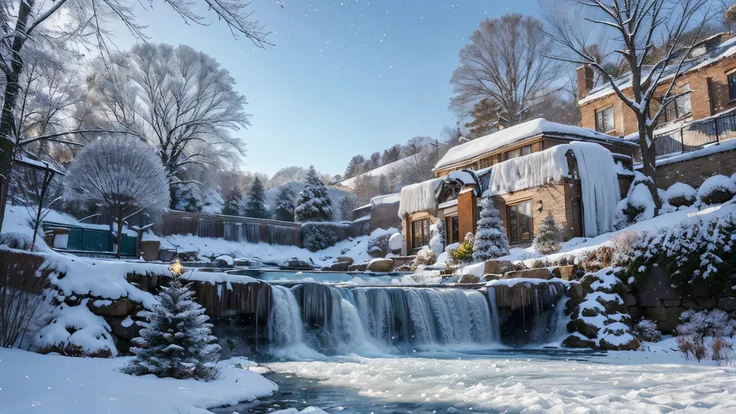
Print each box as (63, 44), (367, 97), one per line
(434, 118), (636, 171)
(397, 178), (443, 217)
(579, 34), (736, 106)
(370, 193), (400, 206)
(338, 154), (420, 189)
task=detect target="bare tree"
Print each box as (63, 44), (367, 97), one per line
(0, 0), (272, 232)
(450, 14), (562, 127)
(268, 166), (308, 188)
(63, 136), (170, 259)
(543, 0), (710, 209)
(83, 43), (250, 192)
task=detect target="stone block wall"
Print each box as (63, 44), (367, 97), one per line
(649, 146), (736, 189)
(626, 266), (736, 334)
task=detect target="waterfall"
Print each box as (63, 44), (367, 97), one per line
(486, 287), (502, 343)
(268, 285), (305, 347)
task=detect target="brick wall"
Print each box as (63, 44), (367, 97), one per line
(650, 148), (736, 189)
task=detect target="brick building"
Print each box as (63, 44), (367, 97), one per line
(578, 33), (736, 153)
(398, 119), (638, 253)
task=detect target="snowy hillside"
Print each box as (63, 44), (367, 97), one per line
(337, 154), (421, 189)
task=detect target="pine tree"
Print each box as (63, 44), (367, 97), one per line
(124, 275), (220, 381)
(533, 211), (562, 254)
(242, 176), (268, 218)
(344, 155), (366, 179)
(473, 197), (510, 262)
(273, 186), (296, 222)
(295, 166), (333, 222)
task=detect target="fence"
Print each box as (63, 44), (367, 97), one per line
(653, 110), (736, 158)
(157, 210), (302, 247)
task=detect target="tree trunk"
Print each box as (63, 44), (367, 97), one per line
(638, 118), (662, 212)
(115, 216), (124, 260)
(0, 0), (34, 232)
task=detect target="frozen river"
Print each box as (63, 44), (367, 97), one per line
(214, 347), (736, 413)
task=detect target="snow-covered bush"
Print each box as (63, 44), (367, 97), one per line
(698, 175), (736, 205)
(581, 245), (613, 272)
(532, 211), (561, 254)
(366, 228), (398, 258)
(429, 220), (445, 256)
(609, 231), (640, 268)
(300, 222), (348, 252)
(63, 136), (169, 259)
(615, 182), (655, 228)
(413, 246), (436, 267)
(453, 232), (475, 263)
(677, 309), (736, 338)
(634, 319), (661, 342)
(621, 215), (736, 293)
(35, 301), (116, 358)
(472, 197), (509, 261)
(124, 275), (220, 381)
(388, 232), (404, 254)
(295, 166), (333, 222)
(666, 182), (697, 208)
(0, 232), (37, 251)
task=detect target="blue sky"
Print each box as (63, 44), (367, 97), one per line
(113, 0), (541, 176)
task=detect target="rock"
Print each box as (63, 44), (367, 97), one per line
(662, 299), (681, 307)
(562, 334), (596, 349)
(458, 274), (480, 284)
(397, 265), (412, 272)
(281, 258), (314, 270)
(718, 297), (736, 311)
(646, 305), (667, 322)
(697, 298), (717, 309)
(349, 263), (368, 272)
(501, 268), (551, 280)
(623, 293), (638, 306)
(637, 265), (681, 301)
(567, 283), (585, 301)
(682, 297), (697, 309)
(107, 316), (141, 340)
(366, 258), (394, 272)
(553, 265), (579, 281)
(659, 306), (686, 334)
(89, 297), (135, 317)
(599, 335), (640, 351)
(213, 255), (234, 267)
(628, 306), (642, 320)
(483, 260), (513, 275)
(324, 261), (350, 271)
(336, 256), (354, 266)
(482, 274), (501, 282)
(571, 318), (600, 338)
(581, 307), (599, 317)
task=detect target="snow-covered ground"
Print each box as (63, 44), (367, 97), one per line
(264, 340), (736, 413)
(0, 348), (276, 414)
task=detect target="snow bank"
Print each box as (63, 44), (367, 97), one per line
(35, 301), (117, 357)
(0, 348), (276, 413)
(435, 118), (634, 170)
(489, 142), (619, 236)
(666, 182), (697, 201)
(397, 178), (443, 217)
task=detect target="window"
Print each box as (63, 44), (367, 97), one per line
(729, 72), (736, 102)
(507, 201), (533, 244)
(477, 156), (497, 169)
(520, 145), (532, 156)
(661, 84), (692, 122)
(445, 215), (460, 245)
(411, 218), (431, 251)
(595, 106), (614, 132)
(504, 145), (532, 161)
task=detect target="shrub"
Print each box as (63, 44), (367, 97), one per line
(413, 246), (436, 267)
(677, 309), (736, 338)
(609, 231), (640, 268)
(666, 183), (697, 208)
(698, 175), (736, 205)
(366, 228), (397, 258)
(677, 334), (707, 361)
(532, 211), (561, 254)
(581, 246), (613, 272)
(710, 337), (733, 365)
(453, 233), (475, 263)
(0, 232), (37, 251)
(634, 319), (661, 342)
(301, 223), (348, 252)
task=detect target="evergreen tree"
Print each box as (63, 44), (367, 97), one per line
(242, 176), (268, 218)
(124, 274), (220, 381)
(344, 155), (366, 179)
(473, 197), (510, 261)
(533, 211), (562, 254)
(273, 186), (296, 222)
(295, 166), (333, 222)
(378, 175), (391, 195)
(338, 195), (356, 221)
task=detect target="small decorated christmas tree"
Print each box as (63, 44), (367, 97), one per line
(533, 211), (561, 254)
(473, 197), (510, 262)
(124, 271), (221, 381)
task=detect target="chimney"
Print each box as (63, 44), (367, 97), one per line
(577, 65), (594, 100)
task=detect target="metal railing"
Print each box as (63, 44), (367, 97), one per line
(653, 110), (736, 158)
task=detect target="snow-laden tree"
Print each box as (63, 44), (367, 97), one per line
(268, 166), (308, 188)
(450, 14), (561, 127)
(295, 166), (332, 222)
(533, 211), (562, 254)
(338, 195), (356, 221)
(473, 197), (510, 262)
(63, 136), (169, 259)
(83, 43), (250, 191)
(0, 0), (273, 232)
(242, 176), (268, 218)
(543, 0), (710, 209)
(124, 274), (220, 381)
(273, 186), (296, 222)
(429, 220), (446, 256)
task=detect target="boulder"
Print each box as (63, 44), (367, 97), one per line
(281, 258), (314, 270)
(366, 258), (394, 273)
(659, 306), (686, 334)
(501, 268), (551, 280)
(552, 265), (579, 281)
(623, 293), (638, 306)
(663, 299), (682, 307)
(88, 297), (135, 317)
(645, 305), (667, 322)
(570, 318), (600, 339)
(562, 334), (596, 349)
(397, 265), (412, 272)
(458, 274), (480, 284)
(213, 255), (234, 267)
(349, 263), (368, 272)
(324, 261), (351, 271)
(599, 335), (640, 351)
(567, 283), (585, 301)
(483, 260), (513, 275)
(107, 316), (142, 340)
(482, 274), (501, 282)
(696, 298), (717, 309)
(336, 256), (354, 266)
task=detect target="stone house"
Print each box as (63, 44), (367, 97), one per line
(578, 33), (736, 151)
(399, 119), (639, 253)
